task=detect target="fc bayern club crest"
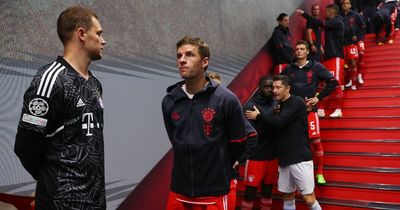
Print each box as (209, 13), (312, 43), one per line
(307, 70), (313, 78)
(307, 70), (313, 84)
(201, 107), (216, 122)
(171, 111), (181, 121)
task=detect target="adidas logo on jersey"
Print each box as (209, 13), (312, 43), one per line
(76, 98), (86, 107)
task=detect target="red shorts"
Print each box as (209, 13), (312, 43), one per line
(323, 57), (345, 86)
(308, 112), (321, 139)
(166, 180), (237, 210)
(273, 63), (288, 75)
(244, 159), (278, 187)
(343, 44), (359, 60)
(356, 41), (365, 54)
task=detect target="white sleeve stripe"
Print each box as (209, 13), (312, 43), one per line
(37, 62), (57, 95)
(45, 66), (65, 98)
(40, 63), (62, 97)
(46, 125), (64, 137)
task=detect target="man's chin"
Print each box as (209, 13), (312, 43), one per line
(90, 54), (103, 61)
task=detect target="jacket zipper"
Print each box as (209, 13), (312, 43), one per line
(189, 99), (194, 197)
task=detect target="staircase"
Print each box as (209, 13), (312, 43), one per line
(236, 33), (400, 209)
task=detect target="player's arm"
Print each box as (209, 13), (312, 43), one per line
(236, 120), (258, 165)
(316, 65), (339, 100)
(306, 28), (318, 53)
(161, 97), (175, 142)
(227, 94), (257, 166)
(14, 76), (61, 180)
(257, 98), (306, 128)
(356, 14), (367, 40)
(15, 127), (45, 180)
(243, 101), (257, 127)
(297, 10), (324, 27)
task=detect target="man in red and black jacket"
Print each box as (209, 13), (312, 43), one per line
(242, 76), (278, 210)
(341, 0), (366, 90)
(269, 13), (294, 75)
(281, 40), (339, 185)
(162, 36), (257, 210)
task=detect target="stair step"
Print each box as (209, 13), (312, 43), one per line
(235, 194), (390, 210)
(364, 48), (400, 57)
(322, 139), (400, 153)
(323, 165), (400, 185)
(321, 129), (400, 140)
(363, 50), (400, 58)
(358, 85), (400, 90)
(315, 181), (400, 204)
(363, 71), (400, 79)
(363, 32), (400, 41)
(324, 152), (400, 168)
(360, 79), (400, 87)
(332, 107), (400, 117)
(365, 44), (400, 52)
(320, 117), (400, 129)
(343, 88), (400, 98)
(362, 55), (400, 63)
(339, 97), (400, 108)
(236, 191), (400, 210)
(363, 66), (400, 74)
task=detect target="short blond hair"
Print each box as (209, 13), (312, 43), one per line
(207, 72), (221, 84)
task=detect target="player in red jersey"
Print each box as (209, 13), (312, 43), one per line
(341, 0), (366, 90)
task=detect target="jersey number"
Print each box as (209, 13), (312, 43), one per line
(310, 121), (316, 130)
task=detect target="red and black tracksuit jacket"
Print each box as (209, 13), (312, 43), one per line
(269, 25), (294, 65)
(341, 10), (366, 45)
(244, 93), (277, 161)
(281, 60), (338, 102)
(162, 77), (257, 197)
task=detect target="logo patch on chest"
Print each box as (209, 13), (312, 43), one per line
(201, 107), (216, 122)
(307, 70), (314, 84)
(171, 111), (181, 121)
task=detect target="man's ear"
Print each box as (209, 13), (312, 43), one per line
(202, 57), (209, 69)
(77, 27), (86, 42)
